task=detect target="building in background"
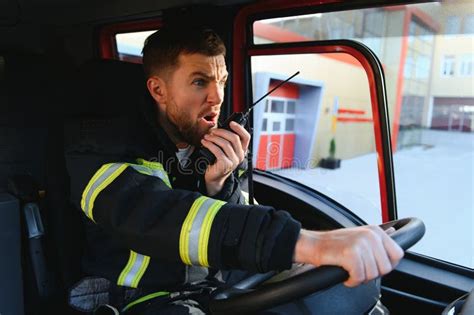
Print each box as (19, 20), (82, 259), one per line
(252, 73), (323, 170)
(428, 2), (474, 133)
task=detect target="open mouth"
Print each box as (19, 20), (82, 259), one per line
(204, 114), (215, 122)
(200, 112), (218, 126)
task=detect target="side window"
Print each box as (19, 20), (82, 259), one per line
(253, 2), (474, 269)
(115, 30), (157, 63)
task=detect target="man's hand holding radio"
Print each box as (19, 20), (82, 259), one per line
(201, 121), (250, 196)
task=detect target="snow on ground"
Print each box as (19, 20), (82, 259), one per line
(273, 130), (474, 268)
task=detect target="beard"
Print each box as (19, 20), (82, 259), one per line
(177, 118), (209, 147)
(166, 104), (213, 147)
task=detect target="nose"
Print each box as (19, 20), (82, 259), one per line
(207, 82), (224, 106)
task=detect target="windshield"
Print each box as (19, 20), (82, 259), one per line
(251, 1), (473, 269)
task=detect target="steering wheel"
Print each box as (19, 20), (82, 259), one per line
(209, 217), (425, 314)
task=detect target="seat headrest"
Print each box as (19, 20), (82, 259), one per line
(72, 59), (147, 116)
(64, 59), (155, 158)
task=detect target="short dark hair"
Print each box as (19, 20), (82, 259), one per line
(142, 26), (226, 78)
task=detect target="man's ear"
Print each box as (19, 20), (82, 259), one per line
(147, 76), (167, 104)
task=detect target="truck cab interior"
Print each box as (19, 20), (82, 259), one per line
(0, 0), (473, 314)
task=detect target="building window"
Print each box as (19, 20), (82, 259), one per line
(285, 118), (295, 131)
(404, 57), (413, 78)
(327, 16), (356, 39)
(446, 16), (461, 34)
(408, 21), (416, 44)
(415, 55), (430, 79)
(262, 118), (268, 131)
(271, 100), (285, 113)
(459, 54), (473, 76)
(272, 121), (281, 131)
(287, 101), (296, 113)
(463, 14), (474, 34)
(441, 55), (456, 77)
(361, 10), (385, 56)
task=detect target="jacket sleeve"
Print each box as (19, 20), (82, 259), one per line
(203, 171), (246, 205)
(197, 157), (248, 205)
(73, 159), (301, 273)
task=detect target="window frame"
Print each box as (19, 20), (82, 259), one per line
(98, 19), (162, 61)
(233, 1), (402, 222)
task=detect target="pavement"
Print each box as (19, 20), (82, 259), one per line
(273, 130), (474, 268)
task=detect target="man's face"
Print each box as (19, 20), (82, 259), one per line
(161, 53), (228, 146)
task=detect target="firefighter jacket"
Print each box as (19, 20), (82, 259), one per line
(65, 96), (302, 293)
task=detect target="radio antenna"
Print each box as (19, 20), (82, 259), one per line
(243, 71), (300, 119)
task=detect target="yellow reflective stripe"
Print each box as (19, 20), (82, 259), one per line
(179, 197), (226, 267)
(131, 255), (150, 288)
(188, 198), (214, 266)
(136, 158), (164, 171)
(117, 250), (150, 288)
(122, 291), (169, 312)
(198, 200), (225, 267)
(81, 163), (113, 214)
(117, 250), (137, 286)
(81, 163), (128, 222)
(87, 164), (128, 222)
(179, 196), (207, 265)
(82, 160), (171, 221)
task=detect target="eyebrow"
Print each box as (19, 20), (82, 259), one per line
(190, 71), (228, 81)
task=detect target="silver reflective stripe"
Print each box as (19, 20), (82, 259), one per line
(187, 198), (215, 265)
(83, 163), (123, 219)
(151, 169), (169, 183)
(187, 266), (209, 283)
(130, 164), (152, 175)
(117, 250), (150, 288)
(130, 164), (171, 188)
(123, 254), (145, 287)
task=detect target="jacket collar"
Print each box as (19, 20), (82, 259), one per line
(140, 94), (208, 189)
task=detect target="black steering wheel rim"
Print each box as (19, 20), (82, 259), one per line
(209, 217), (425, 315)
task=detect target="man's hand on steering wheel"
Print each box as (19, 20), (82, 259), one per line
(293, 225), (404, 287)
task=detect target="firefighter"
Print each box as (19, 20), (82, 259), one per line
(68, 26), (403, 314)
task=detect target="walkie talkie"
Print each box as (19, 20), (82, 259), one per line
(199, 71), (300, 165)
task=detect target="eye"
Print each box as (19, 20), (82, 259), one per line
(192, 78), (207, 87)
